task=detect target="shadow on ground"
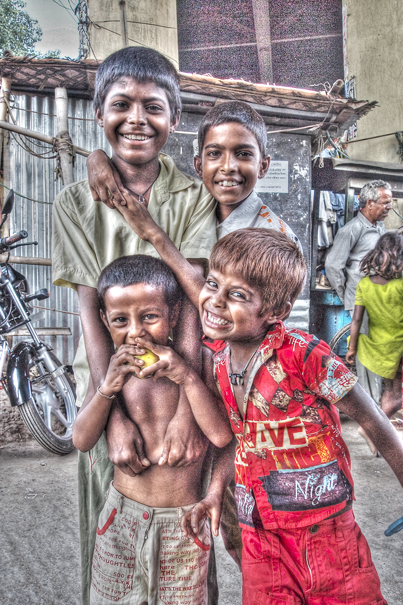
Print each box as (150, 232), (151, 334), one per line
(1, 417), (403, 604)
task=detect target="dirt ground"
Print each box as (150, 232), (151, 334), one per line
(1, 417), (403, 605)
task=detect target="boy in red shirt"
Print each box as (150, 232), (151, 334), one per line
(130, 228), (400, 604)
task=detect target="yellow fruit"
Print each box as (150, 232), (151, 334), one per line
(134, 348), (159, 379)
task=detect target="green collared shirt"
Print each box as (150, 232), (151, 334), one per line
(52, 153), (217, 290)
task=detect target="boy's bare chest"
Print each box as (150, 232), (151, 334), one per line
(122, 375), (179, 431)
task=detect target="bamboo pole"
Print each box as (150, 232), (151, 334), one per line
(0, 120), (90, 157)
(0, 77), (12, 233)
(55, 87), (75, 186)
(0, 255), (52, 266)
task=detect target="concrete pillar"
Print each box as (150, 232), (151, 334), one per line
(343, 0), (403, 163)
(87, 0), (179, 67)
(251, 0), (273, 84)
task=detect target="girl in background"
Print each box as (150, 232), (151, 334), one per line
(346, 232), (403, 452)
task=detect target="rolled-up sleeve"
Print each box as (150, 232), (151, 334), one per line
(52, 183), (101, 290)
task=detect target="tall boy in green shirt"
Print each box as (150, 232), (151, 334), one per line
(52, 46), (228, 605)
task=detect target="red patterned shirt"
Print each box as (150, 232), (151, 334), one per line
(204, 322), (358, 531)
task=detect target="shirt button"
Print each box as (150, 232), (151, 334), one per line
(143, 512), (149, 520)
(309, 524), (319, 534)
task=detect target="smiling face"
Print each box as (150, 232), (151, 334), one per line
(194, 122), (270, 221)
(95, 77), (180, 173)
(101, 283), (178, 349)
(199, 267), (281, 346)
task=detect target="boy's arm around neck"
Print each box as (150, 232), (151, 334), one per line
(117, 198), (205, 309)
(337, 383), (403, 487)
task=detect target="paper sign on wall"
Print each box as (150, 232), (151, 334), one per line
(255, 160), (289, 194)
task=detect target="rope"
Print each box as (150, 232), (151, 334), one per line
(53, 131), (76, 184)
(4, 96), (57, 159)
(0, 183), (51, 205)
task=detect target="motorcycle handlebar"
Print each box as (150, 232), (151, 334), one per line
(0, 230), (28, 249)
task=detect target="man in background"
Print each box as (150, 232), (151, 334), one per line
(325, 179), (393, 404)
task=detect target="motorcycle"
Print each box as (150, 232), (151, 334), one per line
(0, 189), (76, 455)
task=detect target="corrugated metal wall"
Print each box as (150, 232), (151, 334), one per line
(8, 94), (110, 364)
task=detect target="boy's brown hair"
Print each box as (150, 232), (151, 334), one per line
(209, 228), (306, 316)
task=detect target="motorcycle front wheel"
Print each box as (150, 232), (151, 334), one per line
(17, 349), (76, 455)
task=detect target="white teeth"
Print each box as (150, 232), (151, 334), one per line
(123, 134), (149, 140)
(207, 311), (230, 326)
(218, 180), (239, 187)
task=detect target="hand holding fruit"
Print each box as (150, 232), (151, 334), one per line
(135, 337), (189, 384)
(100, 344), (153, 396)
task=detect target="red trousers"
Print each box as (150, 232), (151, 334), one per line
(242, 509), (387, 605)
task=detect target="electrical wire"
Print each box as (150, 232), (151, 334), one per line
(0, 183), (51, 206)
(11, 106), (95, 122)
(90, 21), (177, 64)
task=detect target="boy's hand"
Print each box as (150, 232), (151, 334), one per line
(345, 348), (356, 364)
(106, 402), (150, 476)
(180, 490), (223, 540)
(101, 344), (145, 395)
(87, 150), (129, 209)
(160, 414), (206, 467)
(134, 337), (190, 384)
(116, 196), (161, 242)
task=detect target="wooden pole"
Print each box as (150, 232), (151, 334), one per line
(119, 0), (129, 48)
(0, 120), (90, 157)
(0, 77), (12, 230)
(55, 87), (75, 186)
(0, 255), (52, 266)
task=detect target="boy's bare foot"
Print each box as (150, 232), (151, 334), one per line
(357, 426), (379, 456)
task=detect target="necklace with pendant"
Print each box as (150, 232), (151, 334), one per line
(125, 169), (160, 204)
(229, 346), (259, 386)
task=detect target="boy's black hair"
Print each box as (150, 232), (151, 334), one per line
(198, 101), (267, 157)
(93, 47), (181, 121)
(98, 255), (182, 314)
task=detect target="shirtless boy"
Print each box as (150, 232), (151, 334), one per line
(73, 255), (234, 605)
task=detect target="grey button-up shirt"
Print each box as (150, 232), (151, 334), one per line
(325, 211), (386, 311)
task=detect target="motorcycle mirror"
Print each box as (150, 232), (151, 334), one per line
(2, 190), (14, 217)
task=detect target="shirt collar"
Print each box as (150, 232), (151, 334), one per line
(216, 190), (262, 232)
(217, 321), (286, 367)
(152, 153), (204, 204)
(357, 210), (384, 230)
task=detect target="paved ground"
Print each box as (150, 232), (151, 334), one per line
(1, 417), (403, 604)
